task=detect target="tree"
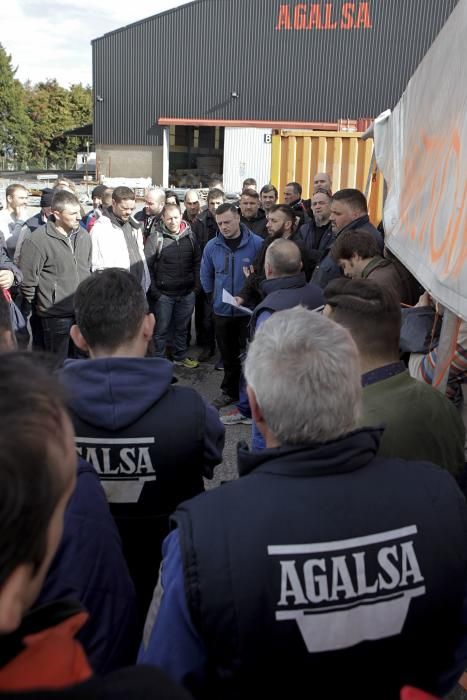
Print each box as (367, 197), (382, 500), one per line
(25, 80), (92, 166)
(0, 44), (31, 163)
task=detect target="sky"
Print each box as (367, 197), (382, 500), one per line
(2, 0), (194, 87)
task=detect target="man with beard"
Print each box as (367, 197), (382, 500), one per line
(239, 189), (267, 238)
(135, 187), (166, 242)
(298, 189), (334, 274)
(237, 205), (311, 309)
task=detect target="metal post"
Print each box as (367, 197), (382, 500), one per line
(162, 126), (170, 188)
(432, 310), (461, 395)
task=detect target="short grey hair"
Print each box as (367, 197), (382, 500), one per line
(244, 306), (361, 444)
(265, 238), (302, 277)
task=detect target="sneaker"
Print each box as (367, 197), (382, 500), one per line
(214, 359), (224, 371)
(173, 357), (199, 369)
(212, 393), (236, 410)
(198, 347), (216, 363)
(220, 409), (252, 426)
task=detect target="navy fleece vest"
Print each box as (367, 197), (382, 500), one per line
(250, 274), (324, 334)
(174, 430), (467, 700)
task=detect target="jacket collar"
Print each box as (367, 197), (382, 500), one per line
(361, 255), (390, 278)
(0, 599), (86, 669)
(215, 223), (252, 248)
(260, 272), (307, 296)
(340, 214), (370, 234)
(46, 219), (79, 240)
(237, 427), (382, 479)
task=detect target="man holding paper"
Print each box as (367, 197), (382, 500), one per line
(200, 204), (263, 409)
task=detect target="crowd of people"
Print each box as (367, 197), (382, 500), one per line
(0, 171), (466, 700)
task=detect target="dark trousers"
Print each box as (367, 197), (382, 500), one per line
(154, 292), (195, 361)
(194, 291), (215, 350)
(214, 314), (249, 400)
(40, 316), (75, 366)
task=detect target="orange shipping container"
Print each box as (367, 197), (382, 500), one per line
(270, 130), (384, 226)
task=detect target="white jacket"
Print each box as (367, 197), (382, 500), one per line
(91, 215), (150, 291)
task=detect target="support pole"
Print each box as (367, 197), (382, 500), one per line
(432, 310), (461, 395)
(162, 127), (170, 188)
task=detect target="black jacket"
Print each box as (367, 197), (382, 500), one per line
(134, 209), (162, 242)
(145, 222), (201, 298)
(240, 210), (268, 238)
(298, 219), (334, 270)
(19, 221), (91, 317)
(312, 215), (383, 289)
(191, 210), (218, 253)
(174, 428), (467, 699)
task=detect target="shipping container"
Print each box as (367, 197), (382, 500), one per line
(271, 130), (384, 224)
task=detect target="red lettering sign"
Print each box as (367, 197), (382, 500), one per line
(308, 4), (322, 29)
(276, 4), (292, 30)
(276, 3), (373, 31)
(294, 3), (308, 29)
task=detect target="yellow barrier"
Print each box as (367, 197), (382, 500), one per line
(270, 130), (384, 226)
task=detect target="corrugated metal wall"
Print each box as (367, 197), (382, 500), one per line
(223, 128), (272, 193)
(92, 0), (459, 146)
(271, 130), (384, 223)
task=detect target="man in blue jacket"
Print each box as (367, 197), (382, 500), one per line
(139, 307), (467, 700)
(200, 203), (263, 408)
(60, 268), (225, 618)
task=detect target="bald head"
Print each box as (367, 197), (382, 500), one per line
(313, 172), (332, 193)
(265, 238), (302, 279)
(184, 189), (201, 220)
(144, 187), (166, 217)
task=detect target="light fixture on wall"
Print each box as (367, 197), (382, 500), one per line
(96, 95), (104, 102)
(231, 91), (238, 99)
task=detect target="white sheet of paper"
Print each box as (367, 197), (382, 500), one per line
(222, 288), (253, 315)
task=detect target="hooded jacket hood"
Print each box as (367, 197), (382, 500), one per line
(61, 357), (174, 431)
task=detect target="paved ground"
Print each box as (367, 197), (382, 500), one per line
(172, 348), (250, 490)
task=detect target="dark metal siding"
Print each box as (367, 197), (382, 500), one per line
(92, 0), (459, 145)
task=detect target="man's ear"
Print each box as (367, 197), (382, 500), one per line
(142, 313), (155, 341)
(0, 565), (31, 634)
(247, 385), (265, 428)
(70, 325), (89, 353)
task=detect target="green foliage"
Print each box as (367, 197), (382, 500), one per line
(0, 44), (32, 161)
(0, 44), (92, 168)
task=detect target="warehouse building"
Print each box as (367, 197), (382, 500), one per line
(92, 0), (459, 190)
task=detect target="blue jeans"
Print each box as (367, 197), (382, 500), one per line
(236, 371), (252, 418)
(154, 292), (195, 361)
(252, 421), (266, 450)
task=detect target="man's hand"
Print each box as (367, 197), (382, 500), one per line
(234, 296), (244, 306)
(415, 291), (432, 307)
(0, 270), (14, 289)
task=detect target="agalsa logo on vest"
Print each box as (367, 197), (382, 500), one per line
(76, 437), (156, 503)
(268, 526), (425, 652)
